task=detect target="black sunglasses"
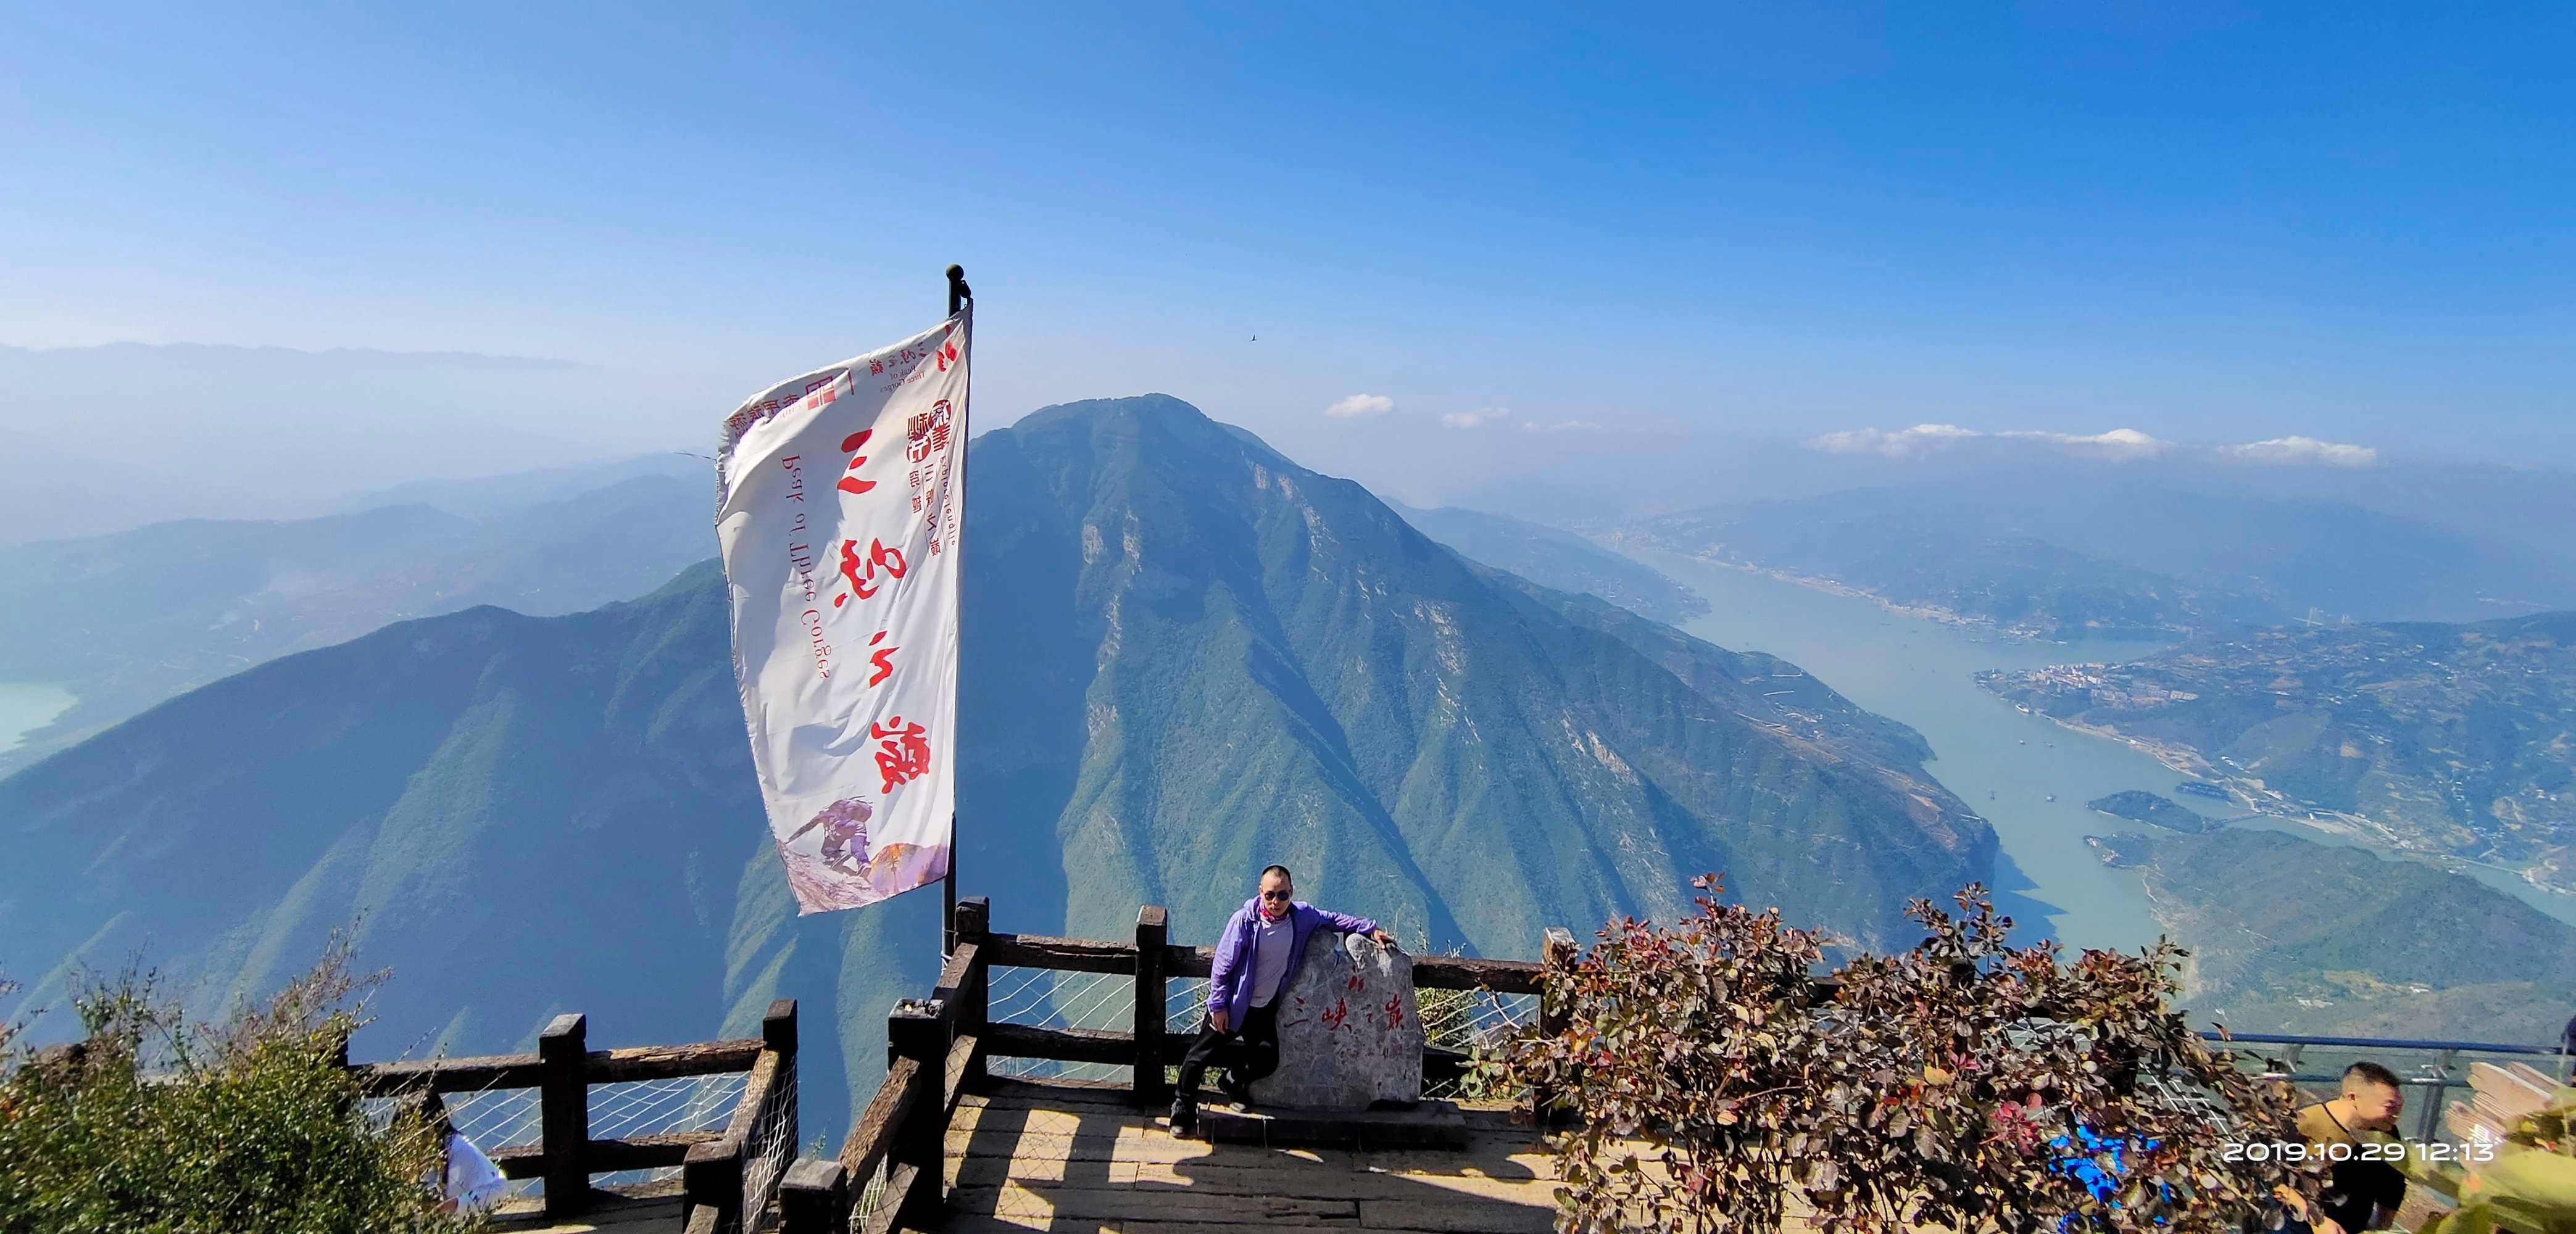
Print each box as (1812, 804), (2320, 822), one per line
(1260, 888), (1292, 900)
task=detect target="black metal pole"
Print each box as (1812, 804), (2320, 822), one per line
(942, 265), (970, 959)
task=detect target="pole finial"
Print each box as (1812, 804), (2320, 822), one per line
(945, 265), (971, 315)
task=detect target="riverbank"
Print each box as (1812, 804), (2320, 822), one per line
(1622, 545), (2576, 938)
(0, 682), (76, 755)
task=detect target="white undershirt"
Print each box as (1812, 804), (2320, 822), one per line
(1248, 913), (1295, 1008)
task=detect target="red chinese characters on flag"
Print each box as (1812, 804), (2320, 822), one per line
(871, 716), (931, 793)
(836, 431), (877, 497)
(833, 537), (907, 607)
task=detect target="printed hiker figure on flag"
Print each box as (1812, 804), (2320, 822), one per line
(714, 297), (969, 914)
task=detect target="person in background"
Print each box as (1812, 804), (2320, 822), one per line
(1168, 864), (1395, 1136)
(2295, 1061), (2409, 1232)
(421, 1091), (508, 1215)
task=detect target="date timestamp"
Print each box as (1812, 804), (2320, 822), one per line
(2222, 1141), (2495, 1164)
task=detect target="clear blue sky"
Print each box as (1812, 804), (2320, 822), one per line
(6, 1), (2570, 485)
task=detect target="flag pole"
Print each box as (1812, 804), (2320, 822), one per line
(942, 263), (971, 959)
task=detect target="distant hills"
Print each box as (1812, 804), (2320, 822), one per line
(1616, 479), (2576, 640)
(1985, 611), (2576, 887)
(2090, 828), (2576, 1043)
(0, 465), (713, 773)
(0, 342), (726, 542)
(1388, 502), (1707, 627)
(1, 394), (1992, 1132)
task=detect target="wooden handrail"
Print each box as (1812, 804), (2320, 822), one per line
(782, 898), (1578, 1234)
(339, 1003), (796, 1228)
(350, 1038), (769, 1094)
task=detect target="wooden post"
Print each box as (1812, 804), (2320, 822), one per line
(1134, 905), (1170, 1106)
(887, 1000), (948, 1225)
(765, 998), (799, 1163)
(538, 1012), (591, 1217)
(779, 1157), (852, 1234)
(683, 1137), (744, 1233)
(954, 897), (991, 1091)
(764, 998), (799, 1058)
(1535, 929), (1577, 1125)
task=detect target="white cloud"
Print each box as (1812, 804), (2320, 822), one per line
(1519, 419), (1603, 433)
(1440, 407), (1510, 429)
(1998, 427), (2172, 459)
(1805, 423), (2379, 468)
(2218, 436), (2380, 468)
(1806, 423), (1979, 457)
(1324, 393), (1394, 418)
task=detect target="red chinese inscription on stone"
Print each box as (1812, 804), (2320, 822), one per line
(1382, 993), (1404, 1030)
(1319, 997), (1349, 1032)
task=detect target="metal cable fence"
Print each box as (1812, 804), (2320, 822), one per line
(739, 1056), (797, 1234)
(986, 964), (1542, 1100)
(2210, 1036), (2571, 1146)
(986, 965), (1134, 1084)
(359, 1066), (761, 1203)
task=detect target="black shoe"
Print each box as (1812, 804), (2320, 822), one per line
(1168, 1097), (1197, 1137)
(1218, 1069), (1252, 1106)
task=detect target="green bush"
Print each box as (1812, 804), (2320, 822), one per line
(0, 948), (477, 1234)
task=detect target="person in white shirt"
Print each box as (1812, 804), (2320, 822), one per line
(420, 1092), (507, 1215)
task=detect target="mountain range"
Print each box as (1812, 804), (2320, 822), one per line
(0, 395), (1992, 1133)
(0, 467), (713, 774)
(1613, 478), (2576, 640)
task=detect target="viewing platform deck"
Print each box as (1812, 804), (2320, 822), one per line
(315, 893), (2566, 1234)
(932, 1079), (1560, 1233)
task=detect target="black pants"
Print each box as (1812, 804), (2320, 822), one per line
(1174, 1002), (1279, 1105)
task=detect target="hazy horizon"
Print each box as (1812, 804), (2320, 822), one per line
(8, 4), (2570, 528)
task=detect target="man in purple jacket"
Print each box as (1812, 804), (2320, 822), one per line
(1168, 864), (1394, 1135)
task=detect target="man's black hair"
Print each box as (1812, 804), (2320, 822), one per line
(2345, 1061), (2402, 1090)
(1260, 864), (1292, 883)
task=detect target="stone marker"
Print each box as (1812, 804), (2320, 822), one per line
(1255, 930), (1423, 1109)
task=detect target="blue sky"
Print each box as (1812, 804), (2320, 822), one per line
(6, 1), (2570, 489)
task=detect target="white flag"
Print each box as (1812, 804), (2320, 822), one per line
(715, 311), (967, 914)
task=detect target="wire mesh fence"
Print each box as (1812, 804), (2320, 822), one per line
(358, 1064), (764, 1204)
(985, 965), (1135, 1084)
(738, 1057), (797, 1234)
(981, 963), (1544, 1100)
(2209, 1037), (2571, 1145)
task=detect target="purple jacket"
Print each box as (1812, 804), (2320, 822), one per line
(1205, 897), (1377, 1029)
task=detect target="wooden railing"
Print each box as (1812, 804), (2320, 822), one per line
(773, 898), (1576, 1234)
(354, 1000), (798, 1230)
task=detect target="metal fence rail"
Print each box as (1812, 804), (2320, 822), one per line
(2204, 1031), (2571, 1143)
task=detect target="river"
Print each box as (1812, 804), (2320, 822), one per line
(1629, 550), (2576, 948)
(0, 682), (77, 755)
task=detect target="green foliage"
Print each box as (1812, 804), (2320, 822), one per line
(0, 948), (474, 1234)
(1484, 876), (2322, 1234)
(2098, 827), (2576, 1041)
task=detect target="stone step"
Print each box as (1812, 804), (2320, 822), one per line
(1174, 1101), (1470, 1150)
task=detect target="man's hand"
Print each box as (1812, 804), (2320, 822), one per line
(1369, 929), (1398, 951)
(1210, 1008), (1231, 1033)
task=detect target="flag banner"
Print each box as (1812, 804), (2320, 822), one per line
(715, 311), (967, 914)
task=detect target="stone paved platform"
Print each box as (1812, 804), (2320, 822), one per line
(929, 1079), (1562, 1232)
